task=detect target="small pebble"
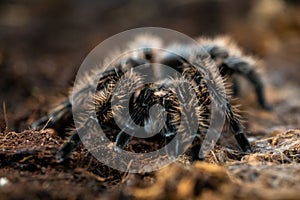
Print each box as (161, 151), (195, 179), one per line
(0, 177), (10, 186)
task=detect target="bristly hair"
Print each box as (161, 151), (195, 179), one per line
(197, 35), (243, 57)
(198, 35), (263, 72)
(170, 77), (204, 135)
(127, 33), (163, 61)
(111, 70), (144, 118)
(32, 33), (261, 162)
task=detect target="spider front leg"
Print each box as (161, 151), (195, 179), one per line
(110, 71), (149, 151)
(225, 102), (252, 153)
(190, 136), (204, 161)
(114, 85), (162, 150)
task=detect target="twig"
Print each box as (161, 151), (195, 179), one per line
(2, 101), (8, 132)
(41, 116), (53, 131)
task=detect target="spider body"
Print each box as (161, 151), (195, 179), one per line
(32, 34), (271, 162)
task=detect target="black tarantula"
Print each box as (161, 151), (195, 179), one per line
(31, 34), (271, 162)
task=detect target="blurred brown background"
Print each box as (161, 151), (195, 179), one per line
(0, 0), (299, 131)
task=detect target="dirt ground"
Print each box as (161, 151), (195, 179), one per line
(0, 1), (300, 199)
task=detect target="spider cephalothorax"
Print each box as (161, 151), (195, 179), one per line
(32, 34), (271, 162)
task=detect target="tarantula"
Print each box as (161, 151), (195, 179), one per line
(31, 34), (271, 162)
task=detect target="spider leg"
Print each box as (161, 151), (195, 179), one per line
(115, 129), (131, 149)
(31, 99), (72, 131)
(55, 129), (81, 162)
(31, 84), (94, 132)
(189, 60), (252, 153)
(223, 57), (272, 110)
(55, 65), (129, 160)
(109, 71), (147, 150)
(225, 102), (252, 153)
(55, 116), (99, 161)
(114, 87), (155, 150)
(190, 136), (204, 161)
(161, 79), (200, 158)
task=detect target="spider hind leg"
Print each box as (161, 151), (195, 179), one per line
(223, 57), (272, 110)
(31, 99), (73, 132)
